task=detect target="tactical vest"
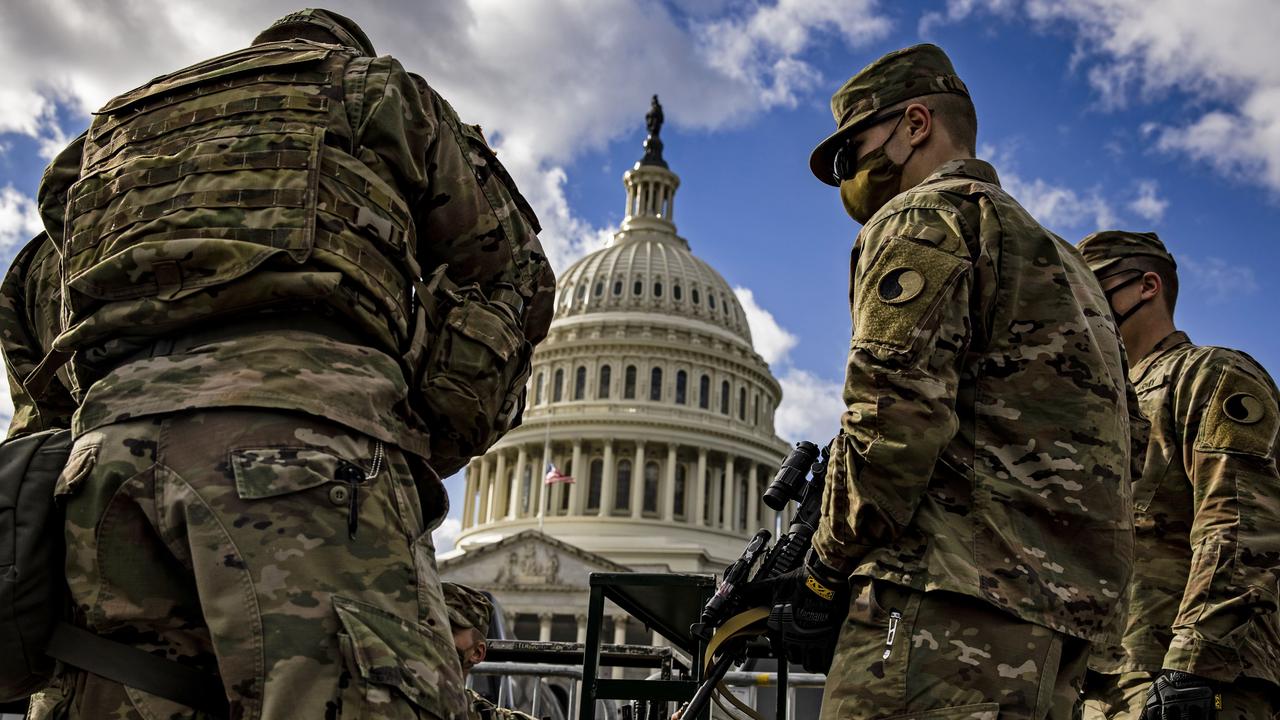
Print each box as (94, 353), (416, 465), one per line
(54, 39), (417, 378)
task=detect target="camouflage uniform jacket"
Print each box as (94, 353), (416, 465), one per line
(0, 232), (76, 437)
(814, 158), (1139, 643)
(36, 39), (555, 509)
(1090, 331), (1280, 685)
(466, 688), (537, 720)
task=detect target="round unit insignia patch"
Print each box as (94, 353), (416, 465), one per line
(878, 267), (926, 304)
(1222, 392), (1265, 424)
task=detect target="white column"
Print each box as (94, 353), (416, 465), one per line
(661, 444), (677, 522)
(599, 440), (615, 517)
(478, 456), (492, 524)
(569, 440), (584, 515)
(576, 614), (588, 644)
(539, 613), (553, 642)
(613, 616), (628, 645)
(493, 452), (508, 521)
(747, 463), (759, 532)
(721, 455), (736, 531)
(694, 447), (708, 527)
(511, 446), (528, 519)
(631, 441), (646, 518)
(462, 464), (477, 529)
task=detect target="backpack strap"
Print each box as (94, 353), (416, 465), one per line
(45, 622), (228, 718)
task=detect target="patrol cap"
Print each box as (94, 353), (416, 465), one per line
(254, 9), (377, 57)
(442, 582), (493, 638)
(810, 44), (970, 186)
(1076, 230), (1177, 275)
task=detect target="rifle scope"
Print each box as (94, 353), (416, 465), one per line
(763, 441), (819, 511)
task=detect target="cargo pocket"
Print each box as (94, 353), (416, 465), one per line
(333, 595), (465, 720)
(882, 702), (1000, 719)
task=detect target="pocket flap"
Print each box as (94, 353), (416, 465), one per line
(883, 702), (1000, 719)
(231, 447), (340, 499)
(448, 301), (520, 362)
(333, 595), (460, 710)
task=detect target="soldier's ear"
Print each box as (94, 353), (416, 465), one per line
(1140, 271), (1162, 301)
(473, 636), (488, 664)
(904, 103), (933, 147)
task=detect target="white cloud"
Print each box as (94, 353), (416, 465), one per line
(928, 0), (1280, 193)
(734, 286), (798, 365)
(0, 0), (894, 272)
(1179, 255), (1260, 305)
(1000, 174), (1117, 233)
(0, 185), (41, 250)
(1127, 179), (1167, 223)
(433, 516), (463, 553)
(774, 367), (845, 443)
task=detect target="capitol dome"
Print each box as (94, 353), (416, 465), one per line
(453, 99), (789, 579)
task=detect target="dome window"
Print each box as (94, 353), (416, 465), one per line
(615, 460), (632, 513)
(676, 370), (688, 405)
(650, 367), (663, 401)
(699, 375), (710, 409)
(634, 279), (643, 296)
(574, 366), (587, 400)
(709, 294), (717, 309)
(553, 368), (564, 402)
(738, 386), (747, 420)
(598, 365), (612, 399)
(594, 281), (604, 297)
(624, 365), (637, 399)
(674, 283), (683, 301)
(692, 288), (700, 305)
(723, 296), (730, 315)
(576, 284), (586, 302)
(674, 464), (687, 518)
(587, 459), (603, 511)
(534, 372), (544, 405)
(720, 380), (730, 415)
(643, 462), (660, 515)
(654, 281), (663, 298)
(613, 279), (623, 296)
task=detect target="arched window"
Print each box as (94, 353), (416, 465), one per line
(692, 288), (701, 305)
(534, 371), (544, 405)
(723, 296), (730, 315)
(624, 365), (637, 399)
(553, 368), (564, 402)
(574, 366), (587, 400)
(594, 281), (604, 297)
(633, 279), (643, 296)
(654, 281), (663, 298)
(643, 461), (660, 515)
(720, 380), (730, 415)
(613, 279), (623, 296)
(738, 475), (749, 530)
(676, 370), (687, 405)
(615, 460), (632, 512)
(674, 283), (683, 301)
(576, 284), (586, 302)
(650, 367), (663, 401)
(709, 293), (717, 309)
(598, 365), (612, 399)
(520, 465), (533, 515)
(699, 375), (710, 409)
(674, 464), (687, 518)
(739, 386), (747, 420)
(587, 459), (603, 511)
(754, 393), (760, 426)
(559, 458), (573, 513)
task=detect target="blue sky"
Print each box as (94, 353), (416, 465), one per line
(2, 0), (1277, 547)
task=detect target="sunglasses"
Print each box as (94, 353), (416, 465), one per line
(831, 108), (930, 182)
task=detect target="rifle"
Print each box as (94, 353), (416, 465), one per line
(677, 440), (828, 720)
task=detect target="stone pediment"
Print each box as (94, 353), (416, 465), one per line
(439, 529), (630, 592)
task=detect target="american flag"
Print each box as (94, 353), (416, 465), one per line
(544, 463), (575, 485)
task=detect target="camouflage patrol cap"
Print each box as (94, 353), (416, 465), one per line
(443, 582), (493, 638)
(810, 44), (970, 186)
(254, 9), (377, 57)
(1077, 230), (1177, 275)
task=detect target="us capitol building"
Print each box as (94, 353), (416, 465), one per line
(440, 99), (790, 649)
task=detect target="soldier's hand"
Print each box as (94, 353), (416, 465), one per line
(753, 553), (849, 673)
(1138, 671), (1219, 720)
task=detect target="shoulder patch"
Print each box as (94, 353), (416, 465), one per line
(1195, 366), (1279, 458)
(854, 235), (968, 354)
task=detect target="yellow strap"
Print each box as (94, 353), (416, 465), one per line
(716, 680), (768, 720)
(704, 607), (770, 671)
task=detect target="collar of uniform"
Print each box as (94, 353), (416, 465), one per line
(923, 158), (1001, 187)
(1132, 330), (1192, 383)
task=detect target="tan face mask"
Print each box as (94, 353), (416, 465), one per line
(839, 114), (913, 225)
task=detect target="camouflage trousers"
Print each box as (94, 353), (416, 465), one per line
(1081, 670), (1280, 720)
(27, 409), (467, 720)
(821, 579), (1091, 720)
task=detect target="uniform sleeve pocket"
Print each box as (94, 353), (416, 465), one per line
(853, 236), (969, 356)
(333, 595), (465, 715)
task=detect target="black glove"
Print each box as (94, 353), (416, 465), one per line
(1138, 671), (1220, 720)
(752, 554), (850, 673)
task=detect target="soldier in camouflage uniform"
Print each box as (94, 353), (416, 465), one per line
(441, 583), (537, 720)
(21, 8), (555, 720)
(1077, 231), (1279, 720)
(762, 44), (1140, 719)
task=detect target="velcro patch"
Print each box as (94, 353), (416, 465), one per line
(1195, 367), (1279, 458)
(854, 236), (968, 353)
(805, 575), (835, 600)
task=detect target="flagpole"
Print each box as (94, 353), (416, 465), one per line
(538, 417), (550, 533)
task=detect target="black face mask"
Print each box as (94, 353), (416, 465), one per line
(1102, 270), (1147, 327)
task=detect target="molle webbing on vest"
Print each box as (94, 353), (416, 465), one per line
(58, 39), (417, 374)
